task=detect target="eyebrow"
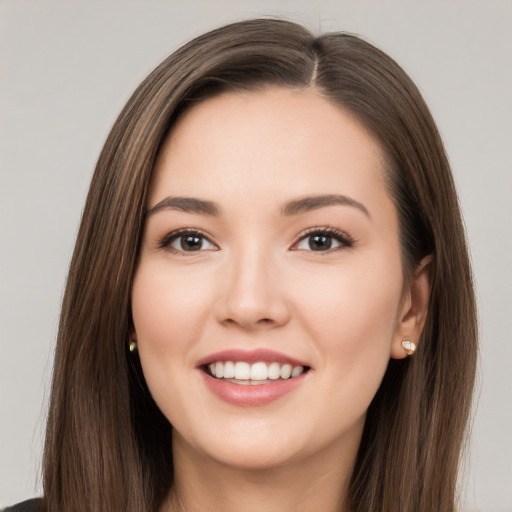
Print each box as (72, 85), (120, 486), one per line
(146, 197), (221, 217)
(281, 194), (370, 217)
(146, 194), (369, 218)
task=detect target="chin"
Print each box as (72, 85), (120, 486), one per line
(202, 440), (304, 472)
(172, 418), (310, 472)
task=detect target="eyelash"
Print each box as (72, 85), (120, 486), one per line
(158, 228), (215, 255)
(292, 226), (355, 253)
(158, 226), (355, 255)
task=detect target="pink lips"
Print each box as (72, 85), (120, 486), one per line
(197, 349), (310, 406)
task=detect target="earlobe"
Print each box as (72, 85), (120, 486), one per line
(391, 255), (433, 359)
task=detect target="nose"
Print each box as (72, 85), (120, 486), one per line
(215, 244), (291, 331)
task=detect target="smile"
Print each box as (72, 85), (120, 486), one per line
(207, 361), (306, 384)
(198, 349), (311, 405)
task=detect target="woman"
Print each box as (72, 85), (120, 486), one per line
(6, 18), (477, 512)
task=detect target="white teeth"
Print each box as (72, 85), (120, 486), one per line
(250, 362), (268, 381)
(280, 364), (292, 379)
(223, 360), (235, 379)
(208, 361), (306, 381)
(215, 361), (224, 378)
(267, 362), (281, 380)
(234, 361), (250, 380)
(291, 365), (304, 378)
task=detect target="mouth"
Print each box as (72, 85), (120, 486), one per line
(204, 360), (310, 385)
(197, 349), (311, 405)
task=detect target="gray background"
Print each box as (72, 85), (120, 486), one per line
(1, 1), (511, 510)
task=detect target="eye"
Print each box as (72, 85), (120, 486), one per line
(292, 227), (353, 252)
(159, 229), (218, 254)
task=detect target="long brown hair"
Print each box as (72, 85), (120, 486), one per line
(43, 18), (477, 512)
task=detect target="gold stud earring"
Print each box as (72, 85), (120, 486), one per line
(401, 340), (416, 356)
(129, 341), (137, 353)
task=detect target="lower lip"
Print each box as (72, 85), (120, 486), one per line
(200, 371), (307, 406)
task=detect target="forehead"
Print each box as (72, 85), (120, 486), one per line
(149, 87), (389, 212)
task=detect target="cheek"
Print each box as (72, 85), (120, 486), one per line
(131, 260), (214, 357)
(295, 259), (401, 336)
(130, 260), (218, 426)
(290, 258), (402, 393)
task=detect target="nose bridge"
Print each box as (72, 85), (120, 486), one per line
(217, 237), (289, 329)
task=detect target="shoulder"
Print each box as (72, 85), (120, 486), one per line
(2, 498), (45, 512)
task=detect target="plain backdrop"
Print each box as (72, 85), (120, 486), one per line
(1, 1), (511, 510)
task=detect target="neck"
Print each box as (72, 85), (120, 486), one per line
(163, 427), (361, 512)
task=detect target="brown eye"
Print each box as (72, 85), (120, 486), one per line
(293, 228), (353, 252)
(307, 234), (333, 251)
(297, 233), (339, 251)
(177, 234), (204, 251)
(160, 229), (217, 254)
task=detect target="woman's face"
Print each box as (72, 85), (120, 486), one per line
(131, 87), (423, 471)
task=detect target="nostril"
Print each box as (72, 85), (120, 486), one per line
(221, 317), (276, 329)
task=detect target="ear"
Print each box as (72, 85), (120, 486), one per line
(391, 255), (433, 359)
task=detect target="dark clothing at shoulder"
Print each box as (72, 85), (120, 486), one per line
(3, 498), (45, 512)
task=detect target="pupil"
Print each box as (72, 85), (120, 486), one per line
(181, 235), (202, 251)
(310, 234), (331, 251)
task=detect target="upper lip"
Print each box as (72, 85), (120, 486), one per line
(196, 348), (309, 368)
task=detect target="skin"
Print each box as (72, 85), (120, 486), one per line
(131, 87), (431, 512)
